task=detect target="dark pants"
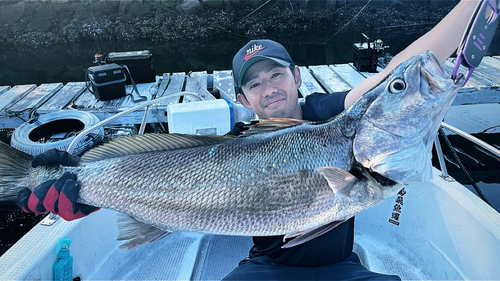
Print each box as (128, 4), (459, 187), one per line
(221, 252), (401, 281)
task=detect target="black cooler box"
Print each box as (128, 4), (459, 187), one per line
(87, 63), (127, 101)
(353, 42), (378, 73)
(106, 50), (155, 84)
(352, 33), (379, 73)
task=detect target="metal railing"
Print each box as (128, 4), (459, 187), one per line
(440, 122), (500, 159)
(434, 122), (499, 206)
(435, 122), (500, 179)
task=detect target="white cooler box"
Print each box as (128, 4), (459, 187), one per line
(167, 99), (233, 135)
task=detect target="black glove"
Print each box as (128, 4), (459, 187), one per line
(31, 148), (80, 168)
(225, 120), (260, 136)
(18, 149), (100, 221)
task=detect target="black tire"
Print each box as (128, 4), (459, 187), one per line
(11, 111), (104, 156)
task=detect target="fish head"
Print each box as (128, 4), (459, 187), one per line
(348, 50), (463, 184)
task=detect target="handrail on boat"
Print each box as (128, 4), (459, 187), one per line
(434, 135), (451, 179)
(66, 92), (203, 154)
(440, 122), (500, 159)
(434, 121), (500, 181)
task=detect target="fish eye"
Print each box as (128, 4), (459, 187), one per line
(389, 79), (406, 93)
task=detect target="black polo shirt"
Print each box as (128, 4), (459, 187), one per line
(248, 91), (354, 267)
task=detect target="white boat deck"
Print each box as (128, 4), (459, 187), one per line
(1, 169), (499, 280)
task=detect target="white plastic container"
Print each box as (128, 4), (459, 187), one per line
(167, 99), (232, 135)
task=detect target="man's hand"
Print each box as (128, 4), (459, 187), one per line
(225, 120), (260, 136)
(31, 148), (80, 168)
(17, 149), (100, 221)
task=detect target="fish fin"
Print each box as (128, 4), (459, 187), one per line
(240, 118), (307, 137)
(283, 230), (307, 241)
(81, 133), (233, 163)
(116, 213), (171, 250)
(0, 141), (33, 203)
(282, 220), (347, 249)
(316, 166), (358, 199)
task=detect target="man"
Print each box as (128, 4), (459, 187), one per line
(222, 2), (478, 279)
(19, 0), (478, 279)
(221, 39), (395, 281)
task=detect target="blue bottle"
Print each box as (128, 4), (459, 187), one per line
(53, 238), (73, 281)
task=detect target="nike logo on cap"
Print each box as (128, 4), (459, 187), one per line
(245, 44), (265, 60)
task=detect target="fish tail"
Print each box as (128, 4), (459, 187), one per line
(0, 141), (33, 203)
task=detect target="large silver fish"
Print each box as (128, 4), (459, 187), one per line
(0, 50), (463, 249)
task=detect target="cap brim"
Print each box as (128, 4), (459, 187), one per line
(238, 56), (290, 88)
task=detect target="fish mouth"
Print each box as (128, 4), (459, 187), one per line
(420, 51), (446, 92)
(423, 50), (445, 76)
(421, 50), (464, 92)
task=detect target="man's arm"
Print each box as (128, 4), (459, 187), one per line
(345, 0), (479, 108)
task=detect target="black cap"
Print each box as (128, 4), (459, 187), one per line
(233, 39), (294, 89)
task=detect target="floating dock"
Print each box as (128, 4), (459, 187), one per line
(1, 56), (500, 131)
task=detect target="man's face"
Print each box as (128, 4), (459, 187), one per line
(237, 60), (302, 119)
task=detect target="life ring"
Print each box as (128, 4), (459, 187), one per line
(11, 111), (104, 156)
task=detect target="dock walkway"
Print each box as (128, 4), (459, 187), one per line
(1, 57), (499, 130)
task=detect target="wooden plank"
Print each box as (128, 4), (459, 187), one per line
(37, 82), (87, 112)
(160, 73), (185, 97)
(475, 56), (500, 82)
(72, 89), (96, 109)
(72, 81), (158, 110)
(185, 71), (207, 93)
(471, 67), (500, 89)
(155, 74), (171, 98)
(309, 65), (351, 93)
(116, 82), (158, 108)
(0, 86), (10, 95)
(185, 71), (215, 101)
(442, 60), (482, 91)
(446, 57), (500, 90)
(92, 87), (132, 109)
(7, 83), (63, 113)
(456, 56), (500, 89)
(213, 70), (236, 101)
(158, 72), (186, 105)
(454, 88), (500, 105)
(330, 64), (366, 88)
(298, 66), (325, 97)
(348, 63), (376, 78)
(0, 84), (36, 113)
(480, 56), (500, 70)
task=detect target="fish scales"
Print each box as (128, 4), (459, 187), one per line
(61, 120), (355, 236)
(1, 51), (464, 247)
